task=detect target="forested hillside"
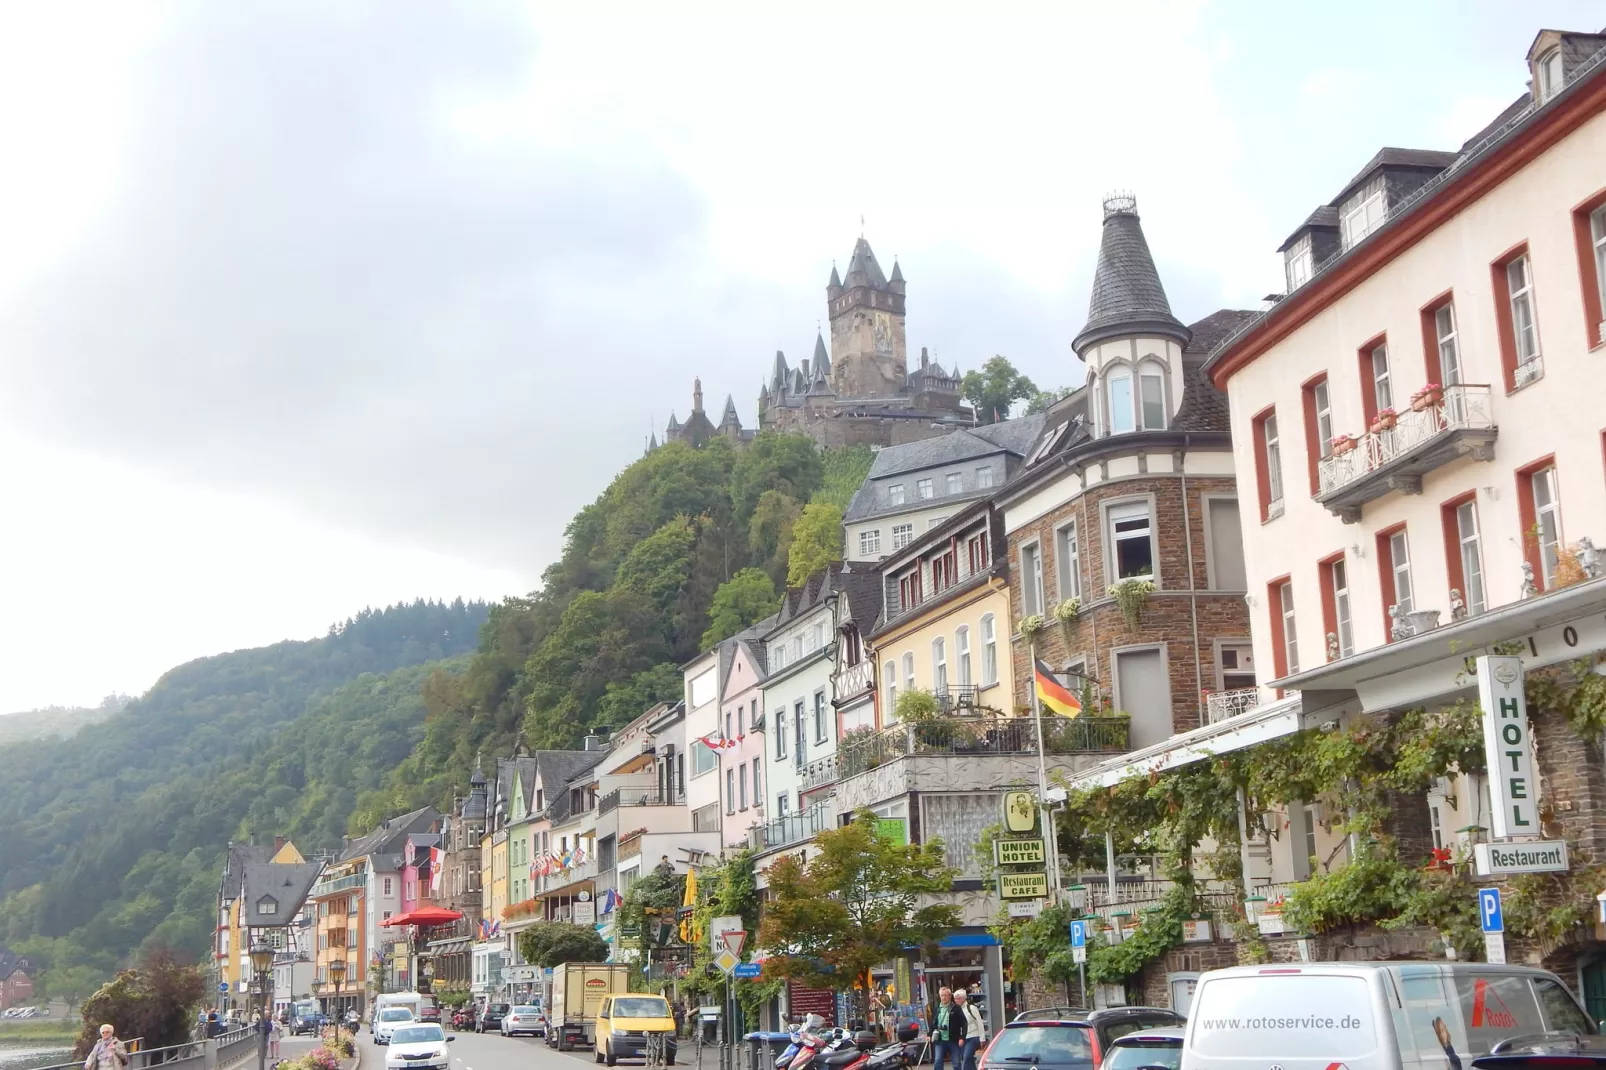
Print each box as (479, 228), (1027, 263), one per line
(0, 695), (129, 745)
(0, 600), (487, 982)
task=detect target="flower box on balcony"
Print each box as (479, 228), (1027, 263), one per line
(1410, 385), (1443, 412)
(1331, 434), (1357, 455)
(1370, 408), (1398, 433)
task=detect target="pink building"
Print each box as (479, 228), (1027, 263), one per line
(719, 625), (774, 851)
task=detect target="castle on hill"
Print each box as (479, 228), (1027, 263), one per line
(649, 235), (975, 454)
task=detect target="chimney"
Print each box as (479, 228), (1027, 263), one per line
(274, 836), (286, 853)
(583, 734), (601, 751)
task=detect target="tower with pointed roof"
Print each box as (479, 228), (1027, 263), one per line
(827, 236), (909, 398)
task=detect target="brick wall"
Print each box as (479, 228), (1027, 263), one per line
(1006, 467), (1250, 732)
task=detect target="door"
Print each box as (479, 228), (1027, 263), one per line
(1114, 648), (1172, 749)
(1582, 958), (1606, 1025)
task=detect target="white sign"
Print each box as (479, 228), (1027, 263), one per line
(1007, 899), (1043, 918)
(710, 915), (744, 955)
(1478, 656), (1539, 838)
(1484, 932), (1506, 965)
(573, 901), (596, 926)
(1181, 919), (1213, 943)
(1071, 946), (1087, 964)
(1475, 840), (1570, 876)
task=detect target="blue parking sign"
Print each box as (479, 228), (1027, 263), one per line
(1069, 920), (1087, 948)
(1479, 888), (1503, 933)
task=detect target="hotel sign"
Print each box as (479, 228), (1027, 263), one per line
(1475, 841), (1570, 875)
(993, 839), (1046, 866)
(1477, 656), (1540, 839)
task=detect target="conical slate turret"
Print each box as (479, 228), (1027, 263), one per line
(1072, 194), (1191, 353)
(843, 237), (889, 289)
(812, 332), (830, 376)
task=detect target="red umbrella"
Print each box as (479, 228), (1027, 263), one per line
(381, 906), (463, 927)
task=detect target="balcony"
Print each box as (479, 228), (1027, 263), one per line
(935, 684), (986, 714)
(800, 755), (839, 791)
(599, 786), (676, 814)
(837, 713), (1130, 781)
(747, 803), (834, 852)
(1204, 687), (1262, 725)
(832, 660), (875, 706)
(310, 872), (364, 898)
(1316, 384), (1496, 522)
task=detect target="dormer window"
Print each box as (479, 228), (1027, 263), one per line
(1139, 364), (1166, 430)
(1285, 236), (1313, 291)
(1341, 178), (1386, 249)
(1537, 48), (1564, 102)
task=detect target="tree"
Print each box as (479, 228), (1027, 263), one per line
(811, 446), (876, 512)
(516, 923), (609, 968)
(786, 503), (842, 587)
(1025, 385), (1078, 415)
(40, 964), (101, 1013)
(74, 948), (206, 1057)
(758, 812), (961, 1004)
(961, 356), (1038, 424)
(702, 569), (781, 647)
(748, 491), (802, 583)
(730, 432), (824, 525)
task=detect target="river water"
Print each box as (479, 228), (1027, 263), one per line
(0, 1047), (73, 1070)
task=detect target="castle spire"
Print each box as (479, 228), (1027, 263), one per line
(1072, 193), (1190, 353)
(693, 377), (704, 413)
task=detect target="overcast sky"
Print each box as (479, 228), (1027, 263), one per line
(0, 1), (1596, 712)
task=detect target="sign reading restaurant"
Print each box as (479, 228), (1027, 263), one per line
(1475, 841), (1571, 875)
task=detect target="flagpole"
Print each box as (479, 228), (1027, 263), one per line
(1028, 638), (1065, 907)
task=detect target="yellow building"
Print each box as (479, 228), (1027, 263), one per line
(217, 838), (305, 1006)
(872, 501), (1016, 721)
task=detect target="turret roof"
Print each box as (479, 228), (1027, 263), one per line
(1073, 196), (1190, 352)
(843, 237), (888, 289)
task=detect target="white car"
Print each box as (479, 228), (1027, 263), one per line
(500, 1006), (545, 1037)
(384, 1023), (454, 1070)
(373, 1006), (416, 1045)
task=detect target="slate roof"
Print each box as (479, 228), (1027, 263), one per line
(811, 333), (830, 376)
(240, 861), (324, 928)
(1174, 309), (1257, 431)
(341, 805), (439, 865)
(1277, 205), (1340, 252)
(0, 948), (34, 981)
(843, 237), (889, 290)
(1073, 200), (1190, 352)
(1331, 147), (1461, 208)
(832, 565), (884, 632)
(842, 415), (1044, 522)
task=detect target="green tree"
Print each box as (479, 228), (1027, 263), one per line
(522, 589), (670, 747)
(758, 812), (961, 1002)
(516, 923), (610, 968)
(786, 503), (842, 587)
(74, 949), (206, 1057)
(44, 964), (103, 1012)
(748, 491), (802, 583)
(811, 445), (876, 512)
(702, 569), (781, 647)
(595, 663), (684, 733)
(961, 356), (1038, 423)
(1025, 385), (1078, 415)
(730, 432), (824, 525)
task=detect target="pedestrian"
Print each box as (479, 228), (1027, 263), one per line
(930, 988), (965, 1070)
(269, 1015), (282, 1061)
(84, 1024), (130, 1070)
(207, 1008), (222, 1039)
(953, 990), (985, 1070)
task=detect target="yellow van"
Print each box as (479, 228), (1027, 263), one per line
(593, 993), (678, 1066)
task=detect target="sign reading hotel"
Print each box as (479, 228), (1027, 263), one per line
(1477, 656), (1541, 840)
(994, 838), (1047, 866)
(998, 872), (1048, 900)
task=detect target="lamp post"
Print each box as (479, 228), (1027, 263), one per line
(249, 937), (273, 1070)
(329, 956), (347, 1034)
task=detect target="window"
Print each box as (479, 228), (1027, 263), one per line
(1020, 543), (1044, 614)
(897, 570), (922, 612)
(903, 652), (915, 694)
(813, 621), (825, 651)
(859, 529), (881, 556)
(1107, 501), (1155, 581)
(1368, 343), (1393, 414)
(981, 614), (998, 685)
(1107, 370), (1135, 434)
(751, 759), (761, 806)
(1270, 579), (1299, 676)
(884, 661), (898, 719)
(725, 710), (732, 740)
(888, 484), (905, 506)
(1216, 643), (1255, 690)
(1303, 376), (1332, 495)
(793, 701), (806, 766)
(1205, 498), (1247, 590)
(1507, 255), (1540, 367)
(1433, 301), (1462, 386)
(693, 739), (717, 775)
(932, 548), (957, 593)
(1341, 182), (1385, 248)
(1537, 47), (1564, 102)
(891, 523), (914, 550)
(383, 877), (393, 897)
(1139, 365), (1166, 429)
(775, 709), (788, 759)
(776, 793), (790, 818)
(750, 698), (758, 730)
(1285, 236), (1313, 292)
(916, 478), (934, 500)
(1523, 463), (1564, 588)
(946, 472), (963, 495)
(1254, 409), (1284, 520)
(1326, 557), (1354, 659)
(813, 690), (827, 743)
(1376, 526), (1415, 634)
(1310, 378), (1332, 458)
(1055, 521), (1081, 600)
(976, 466), (994, 488)
(1301, 804), (1320, 876)
(1594, 206), (1606, 334)
(726, 770), (735, 814)
(955, 626), (972, 685)
(928, 516), (947, 529)
(1442, 498), (1487, 616)
(932, 638), (947, 692)
(967, 530), (990, 573)
(1574, 199), (1606, 346)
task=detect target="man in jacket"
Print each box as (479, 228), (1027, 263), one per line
(931, 988), (966, 1070)
(953, 989), (986, 1070)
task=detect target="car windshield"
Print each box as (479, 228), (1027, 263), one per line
(512, 1007), (539, 1015)
(489, 1004), (509, 1013)
(391, 1026), (444, 1045)
(1103, 1041), (1183, 1070)
(985, 1026), (1094, 1068)
(613, 998), (671, 1018)
(379, 1009), (414, 1021)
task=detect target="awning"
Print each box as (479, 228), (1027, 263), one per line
(424, 938), (473, 954)
(382, 907), (464, 927)
(1066, 693), (1306, 789)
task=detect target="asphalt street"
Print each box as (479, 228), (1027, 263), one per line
(348, 1024), (691, 1070)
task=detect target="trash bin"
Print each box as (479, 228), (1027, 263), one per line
(746, 1032), (793, 1070)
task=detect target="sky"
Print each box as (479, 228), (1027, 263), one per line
(0, 0), (1597, 712)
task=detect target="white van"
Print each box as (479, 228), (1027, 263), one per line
(1182, 962), (1596, 1070)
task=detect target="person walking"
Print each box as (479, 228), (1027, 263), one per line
(84, 1024), (130, 1070)
(269, 1016), (282, 1061)
(953, 990), (986, 1070)
(931, 988), (966, 1070)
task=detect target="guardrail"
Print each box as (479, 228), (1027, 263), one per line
(836, 714), (1131, 780)
(599, 786), (676, 814)
(33, 1028), (257, 1070)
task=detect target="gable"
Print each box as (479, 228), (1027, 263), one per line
(511, 770), (528, 821)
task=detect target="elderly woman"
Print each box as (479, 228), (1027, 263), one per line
(84, 1024), (130, 1070)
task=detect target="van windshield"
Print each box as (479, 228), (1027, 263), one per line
(1190, 975), (1378, 1060)
(613, 998), (670, 1018)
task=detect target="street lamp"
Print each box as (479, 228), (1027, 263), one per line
(329, 956), (347, 1029)
(249, 937), (274, 1070)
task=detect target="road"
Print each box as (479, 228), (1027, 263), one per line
(323, 1025), (693, 1070)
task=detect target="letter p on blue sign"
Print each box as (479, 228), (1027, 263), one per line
(1069, 920), (1087, 948)
(1479, 887), (1503, 933)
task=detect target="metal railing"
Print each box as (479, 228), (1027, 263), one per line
(599, 786), (676, 814)
(309, 872), (364, 897)
(1513, 355), (1544, 390)
(835, 714), (1130, 781)
(1209, 43), (1606, 361)
(1205, 688), (1262, 725)
(799, 754), (839, 791)
(35, 1029), (257, 1070)
(1317, 384), (1494, 495)
(934, 684), (983, 714)
(747, 804), (834, 851)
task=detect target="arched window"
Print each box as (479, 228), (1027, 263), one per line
(1138, 361), (1167, 430)
(955, 626), (972, 685)
(1107, 369), (1135, 434)
(980, 614), (998, 685)
(932, 637), (948, 692)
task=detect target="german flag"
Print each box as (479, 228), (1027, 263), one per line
(1034, 659), (1082, 717)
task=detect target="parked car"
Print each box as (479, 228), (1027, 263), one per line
(502, 1006), (546, 1037)
(477, 1003), (510, 1034)
(1101, 1028), (1186, 1070)
(985, 1009), (1186, 1070)
(594, 995), (676, 1066)
(374, 1007), (418, 1045)
(1010, 1008), (1186, 1056)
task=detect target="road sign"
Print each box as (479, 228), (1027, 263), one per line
(1475, 841), (1570, 875)
(713, 949), (739, 975)
(998, 871), (1048, 899)
(721, 930), (747, 957)
(710, 915), (744, 954)
(1484, 932), (1507, 964)
(994, 838), (1047, 866)
(1072, 947), (1087, 964)
(1069, 920), (1088, 949)
(218, 982), (229, 993)
(734, 963), (762, 979)
(1478, 887), (1504, 933)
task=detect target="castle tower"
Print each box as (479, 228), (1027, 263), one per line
(827, 237), (907, 399)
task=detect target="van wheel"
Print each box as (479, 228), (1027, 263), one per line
(594, 1049), (603, 1064)
(604, 1043), (618, 1067)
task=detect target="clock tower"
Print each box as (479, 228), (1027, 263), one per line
(826, 237), (907, 399)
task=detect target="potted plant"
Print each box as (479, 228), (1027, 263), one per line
(1107, 577), (1156, 628)
(1370, 407), (1398, 433)
(1410, 383), (1443, 411)
(1330, 433), (1357, 454)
